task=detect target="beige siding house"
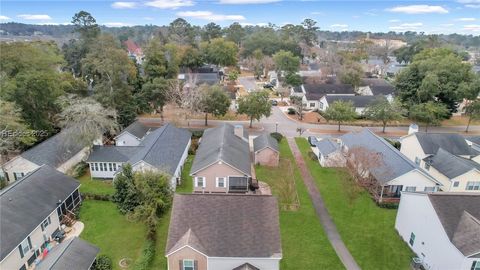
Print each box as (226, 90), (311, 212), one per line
(166, 194), (282, 270)
(2, 131), (88, 185)
(253, 133), (279, 167)
(190, 124), (252, 194)
(0, 166), (96, 270)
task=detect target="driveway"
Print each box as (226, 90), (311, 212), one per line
(238, 76), (257, 92)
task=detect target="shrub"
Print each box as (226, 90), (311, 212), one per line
(307, 151), (318, 161)
(81, 193), (112, 201)
(92, 255), (113, 270)
(287, 108), (296, 115)
(383, 137), (401, 150)
(188, 139), (199, 155)
(72, 161), (89, 178)
(377, 202), (399, 209)
(270, 132), (284, 142)
(133, 240), (156, 270)
(0, 177), (6, 190)
(190, 130), (204, 139)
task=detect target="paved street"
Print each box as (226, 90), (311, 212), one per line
(287, 138), (361, 270)
(140, 106), (480, 139)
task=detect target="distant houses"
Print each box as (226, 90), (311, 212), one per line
(165, 194), (282, 270)
(395, 192), (480, 270)
(0, 165), (97, 270)
(87, 123), (191, 188)
(124, 39), (143, 64)
(2, 130), (89, 184)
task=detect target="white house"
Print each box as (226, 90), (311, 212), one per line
(357, 78), (396, 102)
(87, 123), (191, 189)
(422, 148), (480, 192)
(395, 192), (480, 270)
(314, 138), (344, 167)
(318, 95), (380, 114)
(115, 120), (157, 146)
(340, 129), (441, 202)
(0, 165), (98, 270)
(2, 131), (88, 185)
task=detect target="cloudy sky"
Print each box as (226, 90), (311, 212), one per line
(1, 0), (479, 34)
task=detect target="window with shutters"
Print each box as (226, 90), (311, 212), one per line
(183, 259), (194, 270)
(195, 177), (205, 188)
(18, 237), (32, 258)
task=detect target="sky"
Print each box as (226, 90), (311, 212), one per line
(0, 0), (479, 35)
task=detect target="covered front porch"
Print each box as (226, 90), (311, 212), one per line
(374, 185), (402, 203)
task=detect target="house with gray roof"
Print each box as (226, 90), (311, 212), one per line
(401, 132), (480, 176)
(423, 148), (480, 193)
(340, 128), (440, 202)
(86, 123), (191, 188)
(296, 82), (356, 110)
(2, 130), (89, 185)
(165, 194), (282, 270)
(319, 95), (380, 114)
(114, 120), (157, 146)
(190, 123), (252, 193)
(36, 237), (99, 270)
(314, 138), (344, 167)
(253, 133), (279, 167)
(395, 192), (480, 270)
(466, 136), (480, 153)
(0, 165), (85, 270)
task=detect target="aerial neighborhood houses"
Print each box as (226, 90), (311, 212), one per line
(2, 130), (89, 184)
(291, 77), (396, 114)
(87, 122), (191, 188)
(0, 165), (98, 270)
(166, 194), (282, 270)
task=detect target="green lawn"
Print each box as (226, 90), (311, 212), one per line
(77, 172), (115, 196)
(175, 155), (194, 193)
(255, 140), (344, 270)
(80, 200), (147, 270)
(295, 138), (414, 270)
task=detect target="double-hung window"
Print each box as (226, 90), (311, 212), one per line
(109, 163), (113, 171)
(424, 186), (436, 192)
(99, 163), (104, 171)
(466, 181), (480, 191)
(409, 232), (415, 246)
(90, 163), (96, 171)
(40, 217), (51, 231)
(453, 181), (460, 187)
(216, 177), (226, 188)
(14, 172), (25, 181)
(113, 163), (117, 171)
(183, 260), (194, 270)
(405, 186), (416, 192)
(471, 261), (480, 270)
(18, 237), (32, 258)
(414, 157), (421, 165)
(195, 177), (205, 188)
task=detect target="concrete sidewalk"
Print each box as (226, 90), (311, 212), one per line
(287, 138), (361, 270)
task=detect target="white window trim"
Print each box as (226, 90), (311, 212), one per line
(183, 259), (194, 270)
(195, 177), (205, 188)
(216, 177), (226, 188)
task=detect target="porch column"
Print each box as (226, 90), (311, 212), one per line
(379, 185), (384, 203)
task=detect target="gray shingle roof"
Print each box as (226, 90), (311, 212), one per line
(361, 78), (396, 96)
(253, 133), (279, 153)
(118, 120), (156, 139)
(191, 124), (251, 176)
(428, 193), (480, 257)
(325, 95), (379, 108)
(414, 133), (476, 156)
(467, 136), (480, 146)
(304, 83), (355, 100)
(340, 128), (436, 185)
(166, 194), (282, 258)
(183, 73), (220, 86)
(0, 165), (80, 261)
(127, 123), (192, 175)
(20, 130), (85, 168)
(86, 145), (140, 162)
(316, 138), (340, 156)
(36, 237), (99, 270)
(426, 148), (480, 179)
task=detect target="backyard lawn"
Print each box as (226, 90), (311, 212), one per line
(295, 138), (414, 270)
(80, 200), (147, 270)
(77, 172), (115, 196)
(175, 155), (194, 194)
(255, 140), (344, 270)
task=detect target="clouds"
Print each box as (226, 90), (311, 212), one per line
(103, 22), (134, 27)
(111, 2), (138, 9)
(463, 24), (480, 31)
(389, 22), (423, 31)
(145, 0), (194, 9)
(17, 14), (52, 20)
(0, 15), (10, 20)
(457, 0), (480, 8)
(330, 24), (348, 30)
(455, 17), (476, 21)
(176, 11), (245, 21)
(387, 5), (448, 14)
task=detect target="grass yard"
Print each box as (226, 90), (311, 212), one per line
(77, 172), (115, 196)
(80, 200), (147, 270)
(255, 140), (344, 270)
(175, 155), (194, 194)
(295, 138), (414, 270)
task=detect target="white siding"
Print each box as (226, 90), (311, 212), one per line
(387, 170), (438, 192)
(88, 162), (123, 179)
(3, 157), (40, 184)
(208, 257), (280, 270)
(115, 133), (141, 146)
(400, 135), (427, 163)
(395, 193), (475, 270)
(57, 147), (89, 173)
